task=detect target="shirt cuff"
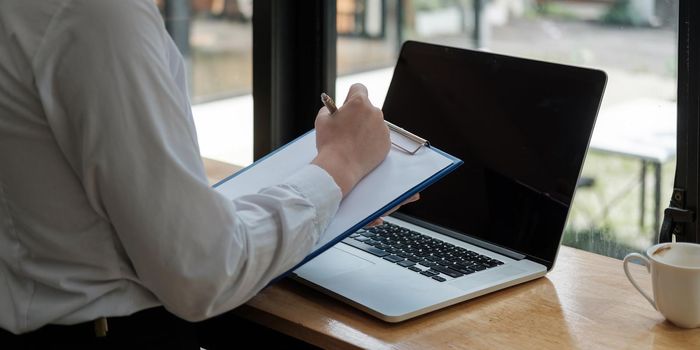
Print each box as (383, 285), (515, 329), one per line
(284, 164), (342, 239)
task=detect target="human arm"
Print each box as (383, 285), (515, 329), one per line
(32, 0), (342, 321)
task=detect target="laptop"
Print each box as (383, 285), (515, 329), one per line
(293, 41), (607, 322)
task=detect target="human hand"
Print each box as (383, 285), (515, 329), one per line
(312, 84), (391, 197)
(365, 193), (420, 227)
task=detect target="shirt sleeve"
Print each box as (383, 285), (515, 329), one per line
(31, 0), (341, 321)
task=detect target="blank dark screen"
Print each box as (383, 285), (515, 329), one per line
(384, 42), (606, 268)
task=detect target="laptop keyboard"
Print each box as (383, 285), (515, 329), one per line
(342, 222), (504, 282)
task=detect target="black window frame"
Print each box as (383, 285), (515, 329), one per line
(252, 0), (699, 243)
(663, 0), (700, 244)
(252, 0), (336, 160)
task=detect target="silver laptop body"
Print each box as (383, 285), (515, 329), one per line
(294, 215), (546, 322)
(293, 41), (607, 322)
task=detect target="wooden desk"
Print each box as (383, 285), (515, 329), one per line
(235, 247), (700, 349)
(202, 158), (699, 349)
(202, 157), (242, 185)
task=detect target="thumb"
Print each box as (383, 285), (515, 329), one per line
(344, 83), (369, 104)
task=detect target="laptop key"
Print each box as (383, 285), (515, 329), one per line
(343, 238), (390, 257)
(453, 267), (475, 275)
(419, 262), (438, 269)
(407, 255), (424, 263)
(431, 265), (464, 278)
(383, 255), (404, 263)
(354, 222), (507, 280)
(397, 260), (416, 267)
(432, 276), (446, 282)
(454, 261), (472, 269)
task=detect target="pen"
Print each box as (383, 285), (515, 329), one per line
(320, 93), (428, 152)
(320, 92), (338, 114)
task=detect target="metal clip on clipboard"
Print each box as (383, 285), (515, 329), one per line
(320, 92), (428, 155)
(385, 121), (429, 155)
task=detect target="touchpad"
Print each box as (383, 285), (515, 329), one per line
(294, 246), (375, 281)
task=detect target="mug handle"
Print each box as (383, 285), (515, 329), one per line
(623, 253), (656, 309)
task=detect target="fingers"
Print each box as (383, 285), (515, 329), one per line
(365, 193), (421, 228)
(380, 204), (402, 218)
(402, 193), (420, 205)
(316, 103), (332, 120)
(379, 192), (422, 219)
(319, 105), (332, 116)
(366, 218), (384, 228)
(313, 83), (389, 197)
(344, 83), (369, 104)
(388, 193), (420, 214)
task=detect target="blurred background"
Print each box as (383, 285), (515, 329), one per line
(156, 0), (679, 260)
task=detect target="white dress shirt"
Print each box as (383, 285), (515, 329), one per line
(0, 0), (341, 334)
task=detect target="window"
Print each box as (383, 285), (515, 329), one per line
(336, 0), (680, 259)
(170, 1), (698, 254)
(159, 0), (254, 167)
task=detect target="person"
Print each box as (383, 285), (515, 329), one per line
(0, 0), (413, 348)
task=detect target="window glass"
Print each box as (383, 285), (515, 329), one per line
(337, 0), (679, 259)
(158, 0), (253, 167)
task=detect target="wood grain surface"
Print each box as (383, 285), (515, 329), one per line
(203, 158), (700, 349)
(236, 247), (700, 350)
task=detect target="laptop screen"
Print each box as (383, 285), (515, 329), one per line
(384, 41), (606, 269)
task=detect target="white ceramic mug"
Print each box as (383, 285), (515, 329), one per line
(623, 242), (700, 328)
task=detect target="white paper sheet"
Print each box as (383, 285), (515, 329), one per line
(214, 129), (458, 253)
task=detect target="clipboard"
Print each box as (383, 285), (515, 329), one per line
(213, 126), (462, 281)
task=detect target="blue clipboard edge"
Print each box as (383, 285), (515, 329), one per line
(208, 132), (463, 285)
(272, 145), (463, 283)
